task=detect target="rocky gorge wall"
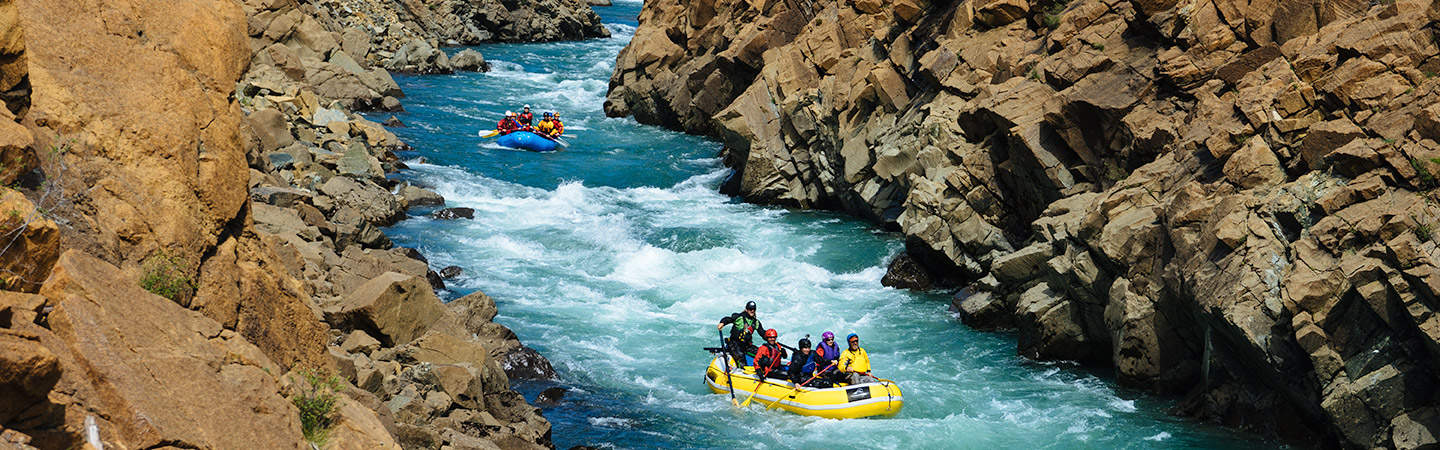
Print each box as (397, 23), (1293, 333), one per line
(608, 0), (1440, 447)
(0, 0), (598, 448)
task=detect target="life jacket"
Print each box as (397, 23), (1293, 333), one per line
(552, 119), (564, 136)
(754, 343), (785, 376)
(728, 314), (760, 344)
(536, 119), (556, 135)
(518, 112), (533, 125)
(815, 341), (841, 365)
(497, 118), (517, 132)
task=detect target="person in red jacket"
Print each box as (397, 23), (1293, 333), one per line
(496, 111), (520, 134)
(518, 105), (534, 127)
(753, 329), (787, 380)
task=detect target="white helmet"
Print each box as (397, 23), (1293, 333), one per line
(505, 110), (514, 116)
(524, 104), (531, 109)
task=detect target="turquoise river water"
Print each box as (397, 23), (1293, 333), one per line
(372, 2), (1279, 448)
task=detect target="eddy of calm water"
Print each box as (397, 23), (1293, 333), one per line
(370, 2), (1278, 448)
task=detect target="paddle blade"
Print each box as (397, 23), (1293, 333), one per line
(479, 129), (500, 138)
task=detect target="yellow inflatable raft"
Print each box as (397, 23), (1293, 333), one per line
(703, 356), (903, 419)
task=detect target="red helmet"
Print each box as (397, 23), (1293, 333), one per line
(763, 329), (778, 339)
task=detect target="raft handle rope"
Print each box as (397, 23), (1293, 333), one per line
(860, 371), (896, 411)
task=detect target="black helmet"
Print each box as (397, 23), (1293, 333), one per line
(745, 301), (756, 311)
(798, 338), (811, 349)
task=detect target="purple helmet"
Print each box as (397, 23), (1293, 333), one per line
(822, 331), (834, 340)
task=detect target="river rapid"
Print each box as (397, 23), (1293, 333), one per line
(372, 2), (1278, 448)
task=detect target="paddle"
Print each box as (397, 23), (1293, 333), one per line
(738, 377), (764, 408)
(739, 354), (782, 408)
(535, 132), (568, 147)
(764, 362), (836, 411)
(717, 329), (738, 407)
(478, 129), (501, 138)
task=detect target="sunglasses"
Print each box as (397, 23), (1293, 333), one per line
(849, 340), (859, 344)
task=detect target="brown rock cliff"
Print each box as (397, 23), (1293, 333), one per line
(609, 0), (1440, 446)
(1, 0), (578, 447)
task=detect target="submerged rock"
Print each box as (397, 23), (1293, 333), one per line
(499, 346), (558, 380)
(432, 207), (475, 220)
(880, 253), (933, 290)
(535, 387), (566, 406)
(450, 49), (490, 72)
(440, 266), (463, 279)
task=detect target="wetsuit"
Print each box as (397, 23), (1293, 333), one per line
(787, 351), (817, 384)
(719, 312), (763, 364)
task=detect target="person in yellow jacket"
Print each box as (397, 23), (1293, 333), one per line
(535, 112), (558, 137)
(838, 333), (877, 384)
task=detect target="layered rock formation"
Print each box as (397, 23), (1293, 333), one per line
(609, 0), (1440, 446)
(298, 0), (609, 48)
(0, 0), (576, 448)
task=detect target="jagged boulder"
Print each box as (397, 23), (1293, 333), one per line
(1222, 138), (1285, 189)
(387, 39), (453, 74)
(880, 253), (934, 289)
(327, 272), (447, 346)
(318, 176), (404, 226)
(0, 329), (59, 427)
(399, 184), (445, 209)
(0, 190), (59, 293)
(450, 49), (490, 72)
(974, 0), (1029, 27)
(247, 107), (294, 153)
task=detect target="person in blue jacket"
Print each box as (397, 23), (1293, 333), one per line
(787, 337), (818, 384)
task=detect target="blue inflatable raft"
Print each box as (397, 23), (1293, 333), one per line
(496, 131), (562, 152)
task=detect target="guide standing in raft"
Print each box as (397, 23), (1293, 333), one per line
(717, 301), (764, 365)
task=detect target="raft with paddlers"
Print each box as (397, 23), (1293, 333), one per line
(494, 130), (562, 152)
(479, 108), (569, 152)
(701, 354), (903, 419)
(707, 300), (903, 418)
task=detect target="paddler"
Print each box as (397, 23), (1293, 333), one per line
(813, 331), (843, 385)
(787, 337), (820, 385)
(551, 112), (565, 137)
(496, 111), (520, 135)
(518, 105), (534, 126)
(536, 112), (558, 137)
(717, 301), (764, 365)
(838, 333), (877, 384)
(753, 329), (787, 380)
